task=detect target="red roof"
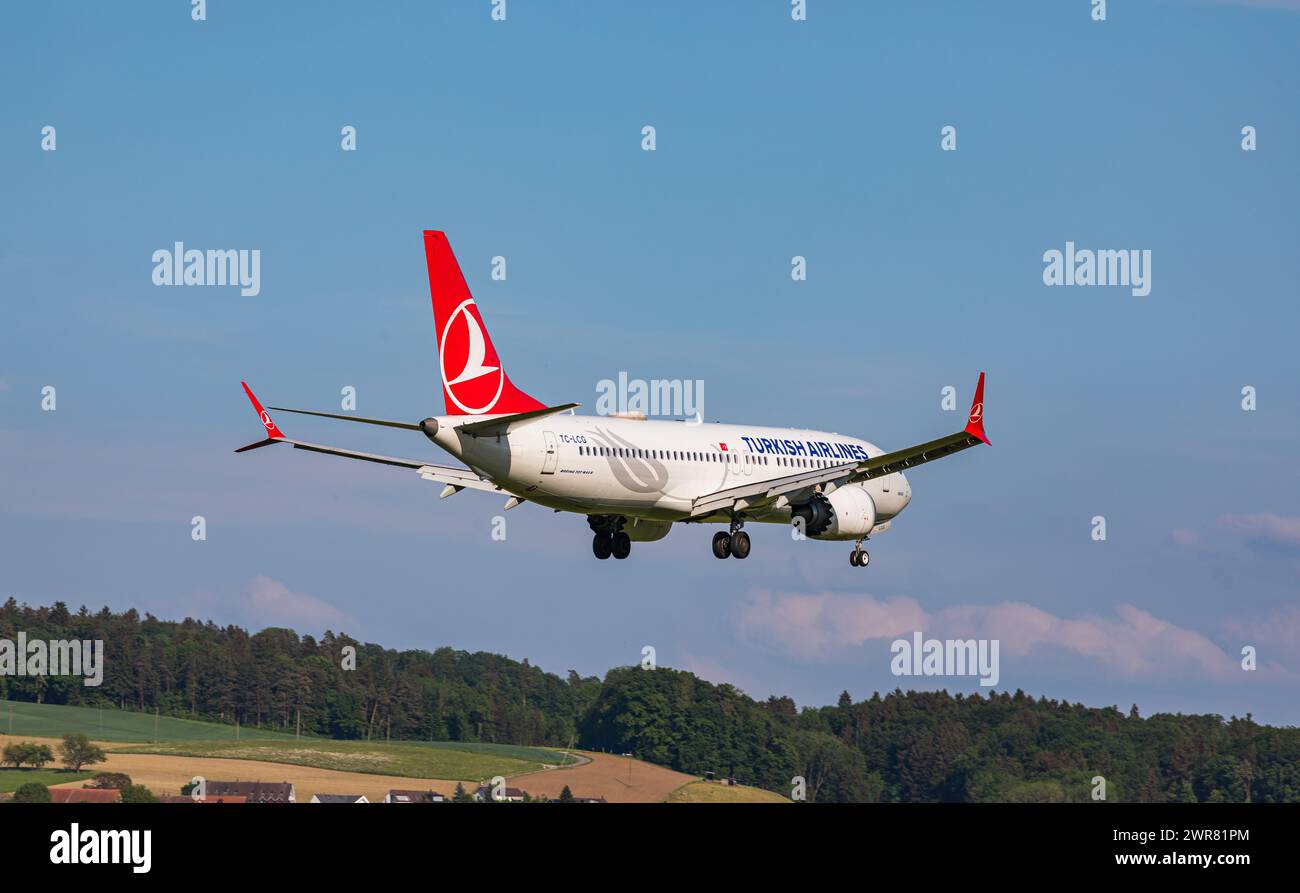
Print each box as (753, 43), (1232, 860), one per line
(161, 794), (248, 804)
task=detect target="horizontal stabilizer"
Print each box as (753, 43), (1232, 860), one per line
(454, 403), (580, 437)
(267, 406), (422, 431)
(235, 437), (280, 453)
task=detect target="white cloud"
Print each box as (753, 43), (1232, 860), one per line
(1222, 605), (1300, 654)
(222, 577), (353, 639)
(1216, 513), (1300, 550)
(738, 590), (1243, 680)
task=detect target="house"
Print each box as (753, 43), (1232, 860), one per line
(384, 789), (446, 804)
(310, 793), (368, 804)
(160, 794), (248, 804)
(474, 784), (527, 802)
(201, 781), (295, 803)
(50, 788), (121, 804)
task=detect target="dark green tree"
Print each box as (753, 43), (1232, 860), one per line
(13, 782), (51, 803)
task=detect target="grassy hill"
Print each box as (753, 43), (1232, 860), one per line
(0, 769), (93, 794)
(0, 700), (577, 780)
(0, 700), (294, 743)
(110, 738), (577, 780)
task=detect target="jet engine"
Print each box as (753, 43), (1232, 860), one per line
(625, 519), (672, 542)
(792, 486), (877, 540)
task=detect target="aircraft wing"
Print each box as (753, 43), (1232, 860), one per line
(690, 373), (990, 519)
(689, 460), (859, 518)
(236, 383), (503, 494)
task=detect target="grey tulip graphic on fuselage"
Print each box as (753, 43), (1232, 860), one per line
(586, 426), (668, 493)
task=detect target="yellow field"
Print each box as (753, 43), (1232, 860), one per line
(665, 780), (790, 803)
(0, 734), (698, 803)
(0, 734), (472, 802)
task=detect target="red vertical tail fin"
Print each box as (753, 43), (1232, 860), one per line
(423, 230), (545, 416)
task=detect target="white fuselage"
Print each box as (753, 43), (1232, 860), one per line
(425, 413), (912, 539)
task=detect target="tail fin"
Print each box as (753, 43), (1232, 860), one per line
(423, 230), (545, 416)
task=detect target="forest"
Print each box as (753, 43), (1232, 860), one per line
(2, 599), (1295, 802)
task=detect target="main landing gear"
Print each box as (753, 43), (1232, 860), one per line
(712, 518), (750, 560)
(849, 537), (870, 568)
(589, 515), (631, 560)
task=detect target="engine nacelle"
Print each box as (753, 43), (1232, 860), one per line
(793, 487), (877, 540)
(625, 519), (672, 542)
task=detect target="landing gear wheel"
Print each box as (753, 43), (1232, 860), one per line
(611, 531), (631, 560)
(712, 532), (732, 559)
(850, 548), (870, 567)
(593, 533), (613, 560)
(730, 530), (751, 559)
(850, 550), (859, 567)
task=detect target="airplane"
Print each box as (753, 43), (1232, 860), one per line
(237, 230), (989, 566)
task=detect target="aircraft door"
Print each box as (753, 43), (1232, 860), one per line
(542, 430), (558, 474)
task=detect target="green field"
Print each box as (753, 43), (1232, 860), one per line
(0, 700), (576, 780)
(0, 769), (93, 794)
(110, 738), (576, 780)
(0, 700), (294, 743)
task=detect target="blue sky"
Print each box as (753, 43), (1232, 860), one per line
(2, 1), (1298, 723)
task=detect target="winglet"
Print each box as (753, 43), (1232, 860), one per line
(963, 372), (989, 445)
(241, 381), (286, 439)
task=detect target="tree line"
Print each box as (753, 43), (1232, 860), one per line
(2, 599), (1296, 802)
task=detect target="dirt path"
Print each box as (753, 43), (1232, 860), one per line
(509, 751), (696, 803)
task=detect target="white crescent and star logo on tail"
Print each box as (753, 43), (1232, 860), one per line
(440, 299), (505, 414)
(968, 402), (983, 425)
(260, 411), (275, 430)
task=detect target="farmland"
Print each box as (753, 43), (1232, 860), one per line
(665, 781), (790, 803)
(0, 699), (292, 743)
(0, 768), (93, 794)
(0, 701), (717, 802)
(110, 738), (575, 780)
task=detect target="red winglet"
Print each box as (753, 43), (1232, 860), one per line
(241, 381), (285, 439)
(963, 372), (989, 445)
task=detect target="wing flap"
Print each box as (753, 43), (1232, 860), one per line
(690, 462), (856, 518)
